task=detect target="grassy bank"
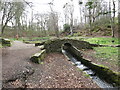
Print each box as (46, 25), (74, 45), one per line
(93, 47), (119, 66)
(82, 37), (120, 45)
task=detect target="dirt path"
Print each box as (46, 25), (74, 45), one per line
(2, 41), (99, 88)
(2, 41), (40, 83)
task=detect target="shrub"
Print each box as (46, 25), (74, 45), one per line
(63, 24), (70, 32)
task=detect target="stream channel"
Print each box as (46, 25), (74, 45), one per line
(61, 43), (118, 89)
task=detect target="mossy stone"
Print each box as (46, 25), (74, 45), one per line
(0, 38), (11, 47)
(30, 49), (46, 64)
(43, 38), (92, 53)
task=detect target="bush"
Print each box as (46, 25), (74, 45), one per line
(63, 24), (70, 32)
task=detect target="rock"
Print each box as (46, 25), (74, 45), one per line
(0, 38), (11, 47)
(38, 45), (45, 50)
(30, 49), (46, 64)
(35, 41), (45, 46)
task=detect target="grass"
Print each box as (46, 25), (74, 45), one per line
(9, 36), (50, 41)
(9, 36), (120, 45)
(28, 37), (50, 40)
(23, 40), (44, 44)
(8, 37), (51, 44)
(82, 37), (120, 45)
(93, 47), (119, 66)
(9, 38), (25, 41)
(23, 37), (51, 44)
(65, 37), (120, 45)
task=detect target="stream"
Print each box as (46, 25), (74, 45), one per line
(62, 49), (116, 89)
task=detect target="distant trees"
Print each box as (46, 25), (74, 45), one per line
(78, 0), (83, 24)
(34, 13), (48, 35)
(48, 1), (59, 37)
(34, 10), (59, 37)
(63, 0), (74, 35)
(1, 2), (16, 35)
(14, 1), (26, 36)
(77, 0), (118, 37)
(0, 0), (27, 36)
(0, 0), (118, 38)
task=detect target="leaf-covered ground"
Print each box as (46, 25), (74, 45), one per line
(2, 41), (99, 88)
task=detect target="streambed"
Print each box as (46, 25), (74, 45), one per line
(62, 43), (119, 89)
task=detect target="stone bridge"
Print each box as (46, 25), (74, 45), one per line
(31, 38), (120, 87)
(35, 38), (93, 53)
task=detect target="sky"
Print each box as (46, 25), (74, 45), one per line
(26, 0), (80, 15)
(26, 0), (118, 16)
(26, 0), (118, 26)
(26, 0), (80, 24)
(4, 0), (118, 28)
(24, 0), (81, 29)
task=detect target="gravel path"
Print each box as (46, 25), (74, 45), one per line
(2, 41), (99, 88)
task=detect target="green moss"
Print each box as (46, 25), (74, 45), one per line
(40, 62), (44, 64)
(30, 49), (46, 64)
(83, 72), (90, 77)
(44, 38), (92, 53)
(2, 44), (11, 47)
(0, 38), (11, 47)
(97, 64), (109, 69)
(90, 63), (120, 87)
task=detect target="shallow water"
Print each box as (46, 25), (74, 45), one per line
(62, 49), (114, 88)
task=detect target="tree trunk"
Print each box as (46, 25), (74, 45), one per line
(111, 23), (115, 37)
(112, 0), (115, 37)
(70, 13), (73, 36)
(89, 8), (92, 29)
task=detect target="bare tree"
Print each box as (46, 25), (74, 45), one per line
(63, 3), (70, 24)
(34, 13), (48, 35)
(0, 0), (29, 36)
(48, 0), (59, 37)
(1, 2), (15, 35)
(111, 0), (116, 37)
(79, 0), (83, 23)
(118, 0), (120, 37)
(13, 1), (25, 37)
(63, 0), (74, 35)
